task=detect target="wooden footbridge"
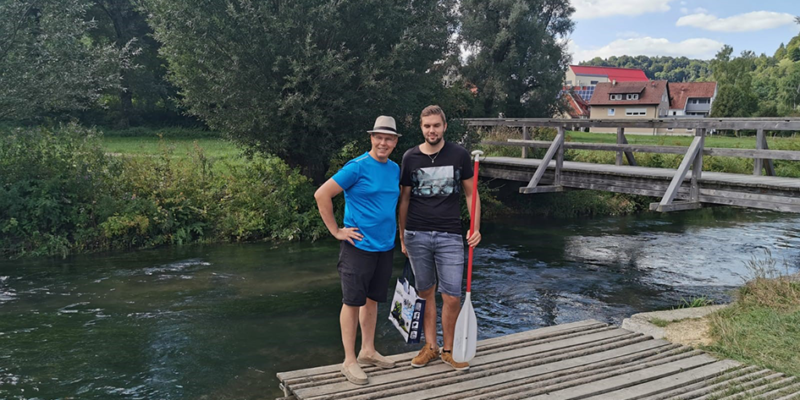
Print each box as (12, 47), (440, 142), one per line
(465, 118), (800, 213)
(276, 320), (800, 399)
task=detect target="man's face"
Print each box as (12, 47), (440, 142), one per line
(370, 132), (398, 160)
(420, 115), (446, 146)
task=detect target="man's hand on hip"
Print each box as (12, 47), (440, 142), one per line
(335, 227), (363, 246)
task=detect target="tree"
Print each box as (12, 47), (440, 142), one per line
(710, 46), (758, 117)
(0, 0), (123, 121)
(459, 0), (574, 118)
(145, 0), (456, 180)
(88, 0), (174, 127)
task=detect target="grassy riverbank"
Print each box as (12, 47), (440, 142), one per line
(705, 254), (800, 378)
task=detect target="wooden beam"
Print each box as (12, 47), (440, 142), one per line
(659, 136), (704, 207)
(754, 128), (764, 176)
(519, 186), (565, 194)
(619, 131), (638, 166)
(463, 117), (800, 131)
(650, 202), (703, 212)
(616, 127), (624, 166)
(762, 133), (776, 176)
(691, 129), (705, 201)
(556, 127), (565, 185)
(522, 126), (530, 159)
(494, 140), (800, 161)
(524, 130), (565, 190)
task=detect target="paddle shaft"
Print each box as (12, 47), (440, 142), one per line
(466, 155), (480, 293)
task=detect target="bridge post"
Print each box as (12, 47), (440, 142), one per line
(556, 126), (565, 185)
(522, 126), (530, 159)
(754, 128), (764, 176)
(616, 127), (624, 166)
(691, 128), (705, 202)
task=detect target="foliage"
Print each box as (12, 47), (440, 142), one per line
(0, 0), (124, 121)
(459, 0), (574, 118)
(145, 0), (457, 181)
(710, 46), (759, 118)
(581, 55), (711, 82)
(0, 124), (325, 258)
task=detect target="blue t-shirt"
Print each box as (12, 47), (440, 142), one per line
(332, 152), (400, 252)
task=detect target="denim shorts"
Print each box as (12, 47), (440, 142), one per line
(403, 230), (465, 298)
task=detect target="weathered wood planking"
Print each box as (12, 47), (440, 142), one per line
(463, 117), (800, 131)
(480, 156), (800, 213)
(276, 320), (800, 400)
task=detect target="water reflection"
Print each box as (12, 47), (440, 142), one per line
(0, 209), (798, 399)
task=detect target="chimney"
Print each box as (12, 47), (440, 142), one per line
(612, 80), (617, 86)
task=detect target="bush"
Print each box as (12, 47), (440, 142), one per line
(0, 124), (325, 258)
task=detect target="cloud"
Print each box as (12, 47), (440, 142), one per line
(572, 0), (675, 20)
(676, 11), (796, 32)
(680, 7), (688, 14)
(570, 37), (725, 62)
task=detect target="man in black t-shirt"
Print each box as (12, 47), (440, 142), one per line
(399, 105), (482, 371)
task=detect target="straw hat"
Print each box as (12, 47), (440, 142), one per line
(367, 115), (402, 137)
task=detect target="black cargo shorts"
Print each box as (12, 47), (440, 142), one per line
(337, 241), (394, 306)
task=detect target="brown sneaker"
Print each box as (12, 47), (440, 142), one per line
(410, 345), (440, 368)
(441, 350), (470, 371)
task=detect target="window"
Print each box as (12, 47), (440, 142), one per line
(699, 98), (710, 104)
(566, 80), (572, 85)
(590, 80), (599, 85)
(667, 128), (674, 131)
(610, 94), (622, 101)
(672, 111), (677, 115)
(626, 94), (639, 100)
(608, 108), (615, 116)
(626, 108), (647, 116)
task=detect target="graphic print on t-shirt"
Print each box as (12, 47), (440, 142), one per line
(410, 166), (461, 197)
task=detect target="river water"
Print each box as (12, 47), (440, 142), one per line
(1, 208), (799, 399)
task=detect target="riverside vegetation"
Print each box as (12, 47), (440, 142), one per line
(0, 124), (327, 258)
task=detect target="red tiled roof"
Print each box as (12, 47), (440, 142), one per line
(561, 91), (589, 118)
(668, 82), (717, 110)
(570, 65), (648, 82)
(589, 80), (668, 106)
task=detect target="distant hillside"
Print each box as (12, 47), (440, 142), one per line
(580, 55), (712, 82)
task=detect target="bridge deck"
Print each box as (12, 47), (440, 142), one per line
(276, 319), (800, 399)
(481, 156), (800, 212)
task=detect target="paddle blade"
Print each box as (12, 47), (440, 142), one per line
(453, 292), (477, 362)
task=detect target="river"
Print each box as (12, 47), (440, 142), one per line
(1, 208), (799, 399)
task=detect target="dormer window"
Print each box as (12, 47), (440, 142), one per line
(626, 94), (639, 100)
(610, 94), (622, 101)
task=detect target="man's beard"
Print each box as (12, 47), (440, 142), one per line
(426, 136), (442, 146)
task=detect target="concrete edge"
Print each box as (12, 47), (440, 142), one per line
(621, 304), (729, 339)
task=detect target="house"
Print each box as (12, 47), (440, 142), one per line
(556, 89), (591, 131)
(564, 65), (648, 101)
(588, 80), (670, 134)
(667, 82), (717, 117)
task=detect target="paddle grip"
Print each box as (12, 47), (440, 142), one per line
(466, 154), (480, 293)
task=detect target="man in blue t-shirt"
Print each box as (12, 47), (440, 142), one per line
(314, 115), (401, 385)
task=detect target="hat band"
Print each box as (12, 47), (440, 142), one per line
(372, 125), (397, 133)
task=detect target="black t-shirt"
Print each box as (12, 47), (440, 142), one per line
(400, 141), (474, 234)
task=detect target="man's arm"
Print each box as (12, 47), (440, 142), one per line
(462, 177), (481, 247)
(314, 179), (363, 245)
(398, 185), (411, 256)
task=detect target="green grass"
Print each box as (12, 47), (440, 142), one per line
(649, 318), (673, 328)
(705, 251), (800, 379)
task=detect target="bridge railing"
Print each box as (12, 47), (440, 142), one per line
(463, 118), (800, 212)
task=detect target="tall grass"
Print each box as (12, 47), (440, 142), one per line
(706, 249), (800, 377)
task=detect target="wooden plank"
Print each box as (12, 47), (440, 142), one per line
(659, 136), (703, 207)
(522, 126), (530, 158)
(525, 131), (564, 189)
(277, 320), (605, 382)
(520, 186), (565, 194)
(691, 128), (705, 201)
(616, 127), (624, 166)
(755, 128), (764, 176)
(556, 127), (565, 185)
(587, 359), (741, 400)
(463, 117), (800, 131)
(619, 130), (638, 166)
(293, 328), (641, 399)
(379, 340), (676, 400)
(650, 202), (702, 212)
(524, 354), (719, 399)
(763, 133), (777, 176)
(640, 366), (763, 400)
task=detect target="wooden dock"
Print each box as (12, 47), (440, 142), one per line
(276, 320), (800, 399)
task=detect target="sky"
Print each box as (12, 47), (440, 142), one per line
(567, 0), (800, 63)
